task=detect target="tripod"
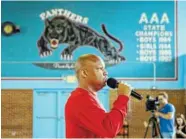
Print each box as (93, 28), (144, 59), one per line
(144, 113), (163, 138)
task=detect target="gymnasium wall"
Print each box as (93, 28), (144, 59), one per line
(1, 1), (186, 138)
(2, 89), (185, 138)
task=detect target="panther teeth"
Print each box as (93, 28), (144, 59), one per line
(60, 54), (73, 60)
(64, 55), (67, 60)
(67, 55), (70, 60)
(47, 51), (50, 56)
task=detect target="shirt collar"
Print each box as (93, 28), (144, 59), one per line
(76, 87), (97, 97)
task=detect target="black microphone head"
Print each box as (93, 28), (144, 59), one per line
(107, 78), (118, 89)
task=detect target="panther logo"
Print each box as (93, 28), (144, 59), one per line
(37, 16), (125, 63)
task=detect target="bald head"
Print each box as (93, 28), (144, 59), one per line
(75, 54), (104, 79)
(75, 54), (107, 91)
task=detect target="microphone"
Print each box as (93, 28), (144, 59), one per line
(107, 78), (143, 100)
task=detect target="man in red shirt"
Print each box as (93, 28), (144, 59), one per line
(65, 54), (131, 138)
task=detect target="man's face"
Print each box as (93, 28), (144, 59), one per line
(158, 95), (167, 105)
(85, 58), (108, 90)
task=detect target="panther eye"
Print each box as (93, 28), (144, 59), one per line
(57, 24), (61, 28)
(48, 27), (53, 33)
(49, 25), (55, 29)
(56, 29), (62, 34)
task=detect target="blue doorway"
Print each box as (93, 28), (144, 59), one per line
(33, 88), (109, 138)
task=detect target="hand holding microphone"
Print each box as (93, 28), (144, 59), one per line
(117, 82), (132, 97)
(107, 78), (143, 100)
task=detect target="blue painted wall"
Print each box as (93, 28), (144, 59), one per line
(1, 1), (177, 79)
(178, 1), (186, 89)
(184, 55), (186, 89)
(1, 1), (186, 89)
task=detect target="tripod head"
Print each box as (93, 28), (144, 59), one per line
(149, 110), (160, 120)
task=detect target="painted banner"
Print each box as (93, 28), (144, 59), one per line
(1, 1), (177, 80)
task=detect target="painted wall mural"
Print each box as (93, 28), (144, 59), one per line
(37, 16), (125, 61)
(1, 1), (177, 80)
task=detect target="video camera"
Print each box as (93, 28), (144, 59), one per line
(146, 95), (159, 112)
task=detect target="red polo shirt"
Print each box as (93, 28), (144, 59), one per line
(65, 88), (129, 138)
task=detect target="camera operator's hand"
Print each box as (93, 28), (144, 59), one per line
(117, 82), (132, 97)
(143, 121), (152, 128)
(154, 111), (160, 117)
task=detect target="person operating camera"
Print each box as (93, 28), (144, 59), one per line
(154, 92), (176, 138)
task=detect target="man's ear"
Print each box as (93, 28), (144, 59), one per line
(80, 69), (88, 78)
